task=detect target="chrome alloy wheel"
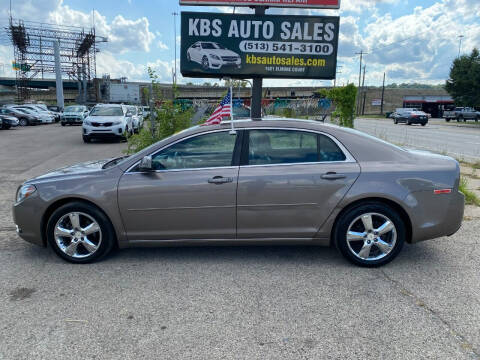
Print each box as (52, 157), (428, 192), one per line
(346, 212), (397, 261)
(54, 212), (102, 259)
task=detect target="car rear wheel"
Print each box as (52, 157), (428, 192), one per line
(19, 118), (28, 126)
(46, 202), (116, 263)
(394, 119), (398, 124)
(61, 122), (66, 126)
(421, 122), (426, 126)
(334, 202), (405, 267)
(445, 118), (450, 122)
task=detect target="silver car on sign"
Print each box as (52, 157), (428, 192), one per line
(12, 119), (464, 266)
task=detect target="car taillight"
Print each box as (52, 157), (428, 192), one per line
(434, 189), (452, 194)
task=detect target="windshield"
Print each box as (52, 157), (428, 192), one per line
(65, 106), (85, 112)
(201, 42), (216, 49)
(90, 107), (124, 116)
(15, 108), (34, 114)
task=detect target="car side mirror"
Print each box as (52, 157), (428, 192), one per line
(138, 155), (153, 171)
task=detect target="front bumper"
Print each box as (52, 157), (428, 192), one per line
(12, 194), (45, 247)
(209, 59), (241, 69)
(62, 116), (84, 124)
(83, 123), (125, 138)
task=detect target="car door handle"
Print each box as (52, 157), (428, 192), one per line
(208, 176), (233, 184)
(321, 172), (347, 180)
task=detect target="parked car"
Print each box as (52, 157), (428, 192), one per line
(0, 107), (41, 126)
(19, 104), (58, 122)
(0, 114), (19, 129)
(187, 41), (242, 70)
(82, 104), (133, 143)
(127, 105), (143, 133)
(61, 105), (89, 126)
(13, 119), (464, 266)
(11, 106), (54, 124)
(454, 107), (480, 122)
(392, 109), (428, 126)
(47, 105), (62, 113)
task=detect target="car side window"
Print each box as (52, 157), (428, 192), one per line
(318, 134), (346, 162)
(151, 131), (237, 170)
(248, 129), (318, 165)
(247, 129), (346, 165)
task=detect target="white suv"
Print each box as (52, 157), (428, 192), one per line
(82, 104), (133, 143)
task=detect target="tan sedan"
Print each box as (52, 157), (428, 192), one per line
(13, 119), (464, 266)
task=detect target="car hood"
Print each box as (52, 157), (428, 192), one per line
(64, 111), (85, 116)
(28, 159), (111, 182)
(208, 49), (239, 57)
(87, 116), (125, 123)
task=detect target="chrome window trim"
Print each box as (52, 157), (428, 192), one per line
(125, 126), (356, 174)
(126, 129), (238, 174)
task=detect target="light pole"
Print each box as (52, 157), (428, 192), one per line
(458, 35), (464, 58)
(172, 12), (179, 85)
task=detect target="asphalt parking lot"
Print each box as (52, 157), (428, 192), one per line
(1, 124), (480, 359)
(355, 117), (480, 162)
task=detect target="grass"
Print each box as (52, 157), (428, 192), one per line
(459, 177), (480, 206)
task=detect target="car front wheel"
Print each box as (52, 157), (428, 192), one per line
(19, 118), (28, 126)
(202, 56), (210, 69)
(46, 202), (116, 263)
(334, 202), (405, 267)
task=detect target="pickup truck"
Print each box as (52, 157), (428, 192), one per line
(444, 107), (480, 122)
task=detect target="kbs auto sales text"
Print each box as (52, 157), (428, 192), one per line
(188, 18), (336, 42)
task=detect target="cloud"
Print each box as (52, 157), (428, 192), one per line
(157, 41), (169, 50)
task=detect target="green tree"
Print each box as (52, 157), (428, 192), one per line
(126, 67), (192, 154)
(445, 48), (480, 107)
(318, 84), (357, 128)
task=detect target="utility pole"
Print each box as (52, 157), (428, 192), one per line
(380, 72), (386, 115)
(355, 50), (366, 115)
(53, 39), (64, 110)
(458, 35), (464, 58)
(361, 65), (366, 115)
(333, 65), (343, 88)
(172, 12), (179, 85)
(251, 6), (266, 120)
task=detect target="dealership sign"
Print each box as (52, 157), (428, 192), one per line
(180, 12), (339, 79)
(179, 0), (340, 9)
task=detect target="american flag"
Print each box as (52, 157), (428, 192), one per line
(203, 90), (231, 125)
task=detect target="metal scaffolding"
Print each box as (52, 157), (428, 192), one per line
(6, 18), (107, 102)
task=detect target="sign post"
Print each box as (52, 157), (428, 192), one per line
(251, 6), (265, 120)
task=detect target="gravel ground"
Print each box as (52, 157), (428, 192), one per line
(0, 123), (479, 360)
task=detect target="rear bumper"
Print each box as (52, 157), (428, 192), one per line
(408, 190), (464, 243)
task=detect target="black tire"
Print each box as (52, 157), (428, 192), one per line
(394, 119), (398, 124)
(61, 122), (66, 126)
(19, 118), (28, 127)
(82, 135), (91, 143)
(421, 122), (426, 126)
(187, 52), (191, 61)
(445, 118), (450, 122)
(334, 202), (406, 267)
(46, 201), (116, 263)
(202, 56), (210, 70)
(476, 116), (479, 122)
(2, 124), (11, 130)
(406, 120), (411, 125)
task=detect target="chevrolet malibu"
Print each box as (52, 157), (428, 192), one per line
(13, 119), (464, 266)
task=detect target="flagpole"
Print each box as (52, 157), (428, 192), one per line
(229, 78), (236, 135)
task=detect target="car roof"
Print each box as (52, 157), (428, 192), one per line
(94, 103), (123, 107)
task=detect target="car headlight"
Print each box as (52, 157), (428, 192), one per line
(112, 121), (122, 125)
(16, 184), (36, 204)
(83, 120), (92, 126)
(210, 54), (220, 60)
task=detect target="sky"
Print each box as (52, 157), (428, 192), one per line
(1, 0), (479, 87)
